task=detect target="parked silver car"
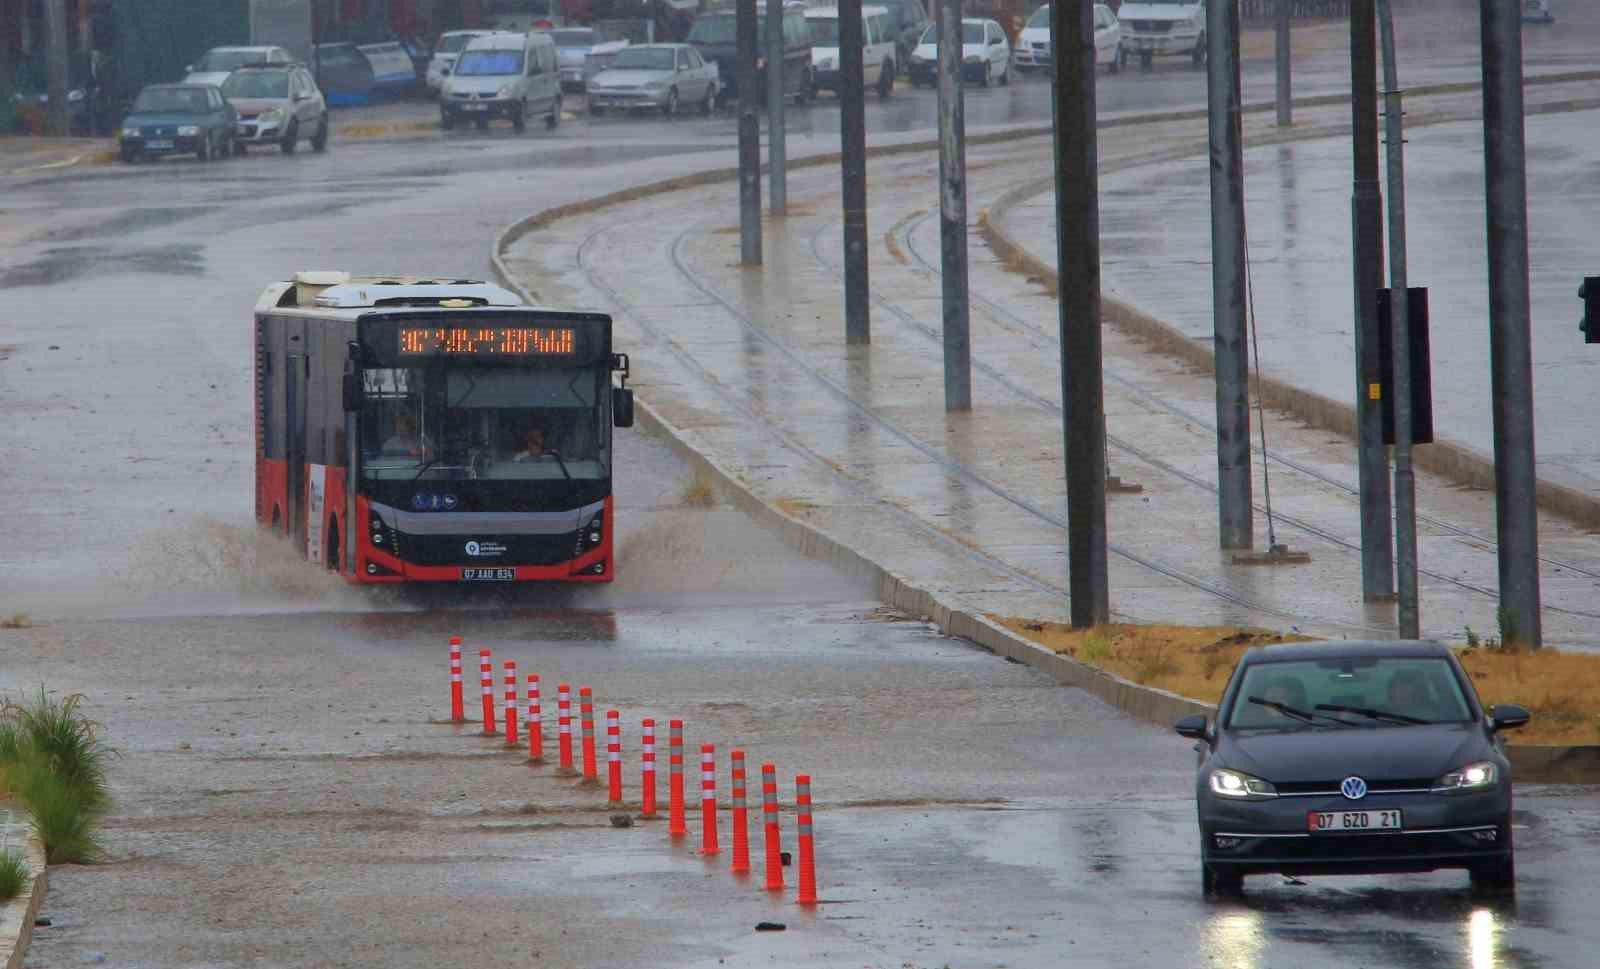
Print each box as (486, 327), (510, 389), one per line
(222, 63), (329, 154)
(586, 43), (718, 117)
(548, 27), (599, 92)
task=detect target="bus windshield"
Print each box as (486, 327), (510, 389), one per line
(359, 362), (610, 493)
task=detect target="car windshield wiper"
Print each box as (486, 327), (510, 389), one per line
(1314, 703), (1431, 726)
(1246, 696), (1356, 728)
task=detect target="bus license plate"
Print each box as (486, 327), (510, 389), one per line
(1309, 809), (1402, 833)
(461, 568), (516, 581)
(464, 103), (487, 112)
(146, 139), (174, 149)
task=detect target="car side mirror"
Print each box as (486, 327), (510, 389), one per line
(1489, 704), (1530, 732)
(1175, 714), (1209, 740)
(612, 387), (635, 428)
(342, 370), (363, 413)
(991, 37), (1004, 46)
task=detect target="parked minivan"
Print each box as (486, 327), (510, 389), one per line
(687, 5), (812, 104)
(806, 6), (898, 98)
(439, 32), (563, 132)
(427, 30), (493, 93)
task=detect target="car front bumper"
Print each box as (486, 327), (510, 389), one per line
(1014, 47), (1050, 67)
(1125, 33), (1199, 55)
(1200, 789), (1512, 875)
(587, 89), (670, 109)
(235, 119), (288, 143)
(120, 135), (203, 156)
(441, 98), (518, 120)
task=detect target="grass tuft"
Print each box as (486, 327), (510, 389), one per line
(0, 690), (112, 864)
(0, 850), (29, 900)
(0, 613), (31, 630)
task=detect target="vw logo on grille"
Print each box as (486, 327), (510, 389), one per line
(1340, 776), (1369, 800)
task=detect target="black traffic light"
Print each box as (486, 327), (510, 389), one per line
(1580, 277), (1600, 344)
(1376, 287), (1434, 447)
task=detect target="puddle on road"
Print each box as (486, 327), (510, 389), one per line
(0, 242), (205, 287)
(26, 205), (221, 244)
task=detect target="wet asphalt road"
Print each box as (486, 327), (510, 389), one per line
(3, 35), (1600, 969)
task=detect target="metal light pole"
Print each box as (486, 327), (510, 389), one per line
(937, 0), (971, 412)
(45, 0), (71, 136)
(1207, 0), (1251, 550)
(1351, 0), (1394, 601)
(738, 0), (763, 265)
(1479, 0), (1542, 647)
(1053, 0), (1109, 627)
(1377, 0), (1419, 638)
(766, 0), (786, 215)
(840, 0), (871, 344)
(1275, 0), (1291, 127)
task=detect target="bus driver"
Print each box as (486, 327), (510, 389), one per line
(512, 420), (557, 462)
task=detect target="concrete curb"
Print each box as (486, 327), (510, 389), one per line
(490, 89), (1600, 785)
(1, 830), (48, 969)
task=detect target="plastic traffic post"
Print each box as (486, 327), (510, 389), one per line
(606, 709), (623, 804)
(525, 674), (543, 763)
(729, 749), (751, 873)
(761, 761), (783, 891)
(502, 660), (518, 744)
(579, 687), (598, 782)
(478, 648), (495, 735)
(795, 774), (817, 905)
(700, 743), (720, 855)
(557, 683), (574, 771)
(668, 719), (687, 838)
(640, 718), (658, 818)
(448, 637), (465, 723)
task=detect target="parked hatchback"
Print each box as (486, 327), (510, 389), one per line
(1176, 641), (1528, 897)
(907, 18), (1011, 88)
(222, 64), (329, 154)
(119, 84), (238, 162)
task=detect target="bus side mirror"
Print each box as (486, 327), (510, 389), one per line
(612, 386), (634, 428)
(342, 371), (363, 412)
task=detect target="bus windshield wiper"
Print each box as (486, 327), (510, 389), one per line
(1246, 696), (1356, 727)
(1314, 703), (1431, 726)
(546, 449), (572, 481)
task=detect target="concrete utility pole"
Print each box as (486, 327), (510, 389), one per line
(1053, 0), (1109, 627)
(1275, 0), (1291, 126)
(1479, 0), (1542, 647)
(1351, 0), (1394, 601)
(45, 0), (71, 136)
(737, 0), (762, 265)
(766, 0), (787, 215)
(1377, 0), (1420, 638)
(839, 0), (870, 344)
(937, 0), (971, 412)
(1207, 0), (1251, 550)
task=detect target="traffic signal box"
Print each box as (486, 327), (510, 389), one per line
(1580, 277), (1600, 344)
(1376, 287), (1434, 447)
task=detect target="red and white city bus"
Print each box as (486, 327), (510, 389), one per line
(255, 272), (633, 583)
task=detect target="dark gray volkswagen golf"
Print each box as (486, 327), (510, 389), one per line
(1176, 641), (1529, 897)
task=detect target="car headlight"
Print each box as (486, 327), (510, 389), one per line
(177, 125), (199, 136)
(910, 53), (928, 63)
(1208, 768), (1277, 799)
(1433, 761), (1498, 793)
(121, 127), (140, 139)
(258, 108), (285, 125)
(497, 83), (516, 98)
(756, 57), (766, 72)
(965, 54), (983, 64)
(68, 89), (85, 103)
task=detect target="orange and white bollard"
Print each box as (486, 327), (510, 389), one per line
(525, 674), (543, 763)
(640, 718), (658, 818)
(795, 774), (817, 905)
(700, 743), (720, 855)
(761, 761), (783, 891)
(448, 637), (465, 723)
(668, 719), (687, 838)
(557, 683), (574, 772)
(606, 709), (624, 804)
(478, 648), (495, 736)
(502, 660), (519, 745)
(729, 749), (751, 873)
(579, 687), (598, 782)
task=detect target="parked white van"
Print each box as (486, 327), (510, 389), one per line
(439, 31), (563, 132)
(806, 5), (899, 98)
(427, 30), (493, 93)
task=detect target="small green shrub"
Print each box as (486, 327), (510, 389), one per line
(1080, 632), (1112, 663)
(0, 850), (29, 900)
(0, 691), (111, 864)
(8, 756), (101, 864)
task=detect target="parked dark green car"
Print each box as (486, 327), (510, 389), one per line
(118, 84), (238, 163)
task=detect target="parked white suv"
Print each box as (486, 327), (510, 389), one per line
(1117, 0), (1205, 72)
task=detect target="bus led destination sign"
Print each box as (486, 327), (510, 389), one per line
(398, 326), (576, 356)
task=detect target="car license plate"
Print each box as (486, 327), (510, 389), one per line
(461, 567), (516, 581)
(464, 103), (487, 112)
(146, 139), (173, 149)
(1308, 809), (1402, 833)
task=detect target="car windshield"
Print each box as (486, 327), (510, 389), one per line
(436, 33), (481, 53)
(454, 49), (524, 75)
(920, 23), (986, 45)
(612, 47), (676, 70)
(132, 88), (209, 113)
(195, 50), (264, 73)
(1028, 5), (1051, 28)
(549, 29), (595, 48)
(221, 71), (289, 99)
(808, 19), (841, 45)
(1227, 656), (1474, 730)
